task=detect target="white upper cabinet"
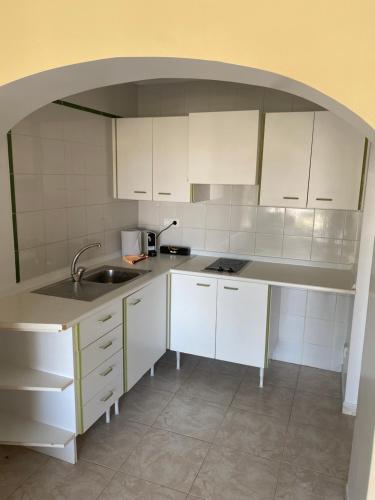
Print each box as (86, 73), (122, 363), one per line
(307, 111), (365, 210)
(115, 117), (153, 201)
(260, 112), (314, 208)
(153, 116), (190, 202)
(188, 110), (260, 185)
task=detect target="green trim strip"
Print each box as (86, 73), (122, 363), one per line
(53, 99), (122, 118)
(264, 285), (271, 368)
(7, 132), (20, 283)
(358, 138), (369, 210)
(123, 299), (128, 392)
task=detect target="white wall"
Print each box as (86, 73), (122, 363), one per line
(347, 241), (375, 500)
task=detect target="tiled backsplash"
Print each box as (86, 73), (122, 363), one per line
(12, 103), (138, 280)
(139, 185), (362, 266)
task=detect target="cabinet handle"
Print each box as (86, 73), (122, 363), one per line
(283, 196), (299, 200)
(134, 190), (147, 194)
(100, 366), (114, 377)
(196, 283), (210, 287)
(158, 192), (171, 196)
(224, 286), (239, 291)
(99, 340), (113, 350)
(100, 390), (114, 402)
(316, 197), (333, 202)
(130, 298), (142, 306)
(98, 314), (113, 323)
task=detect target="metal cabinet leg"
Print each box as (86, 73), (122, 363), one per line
(259, 367), (264, 388)
(176, 351), (181, 370)
(150, 364), (155, 377)
(105, 408), (111, 424)
(115, 399), (119, 416)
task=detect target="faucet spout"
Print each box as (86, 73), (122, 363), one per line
(71, 242), (101, 282)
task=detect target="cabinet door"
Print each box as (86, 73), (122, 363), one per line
(188, 110), (260, 185)
(216, 280), (269, 368)
(260, 112), (314, 207)
(125, 275), (167, 390)
(170, 274), (217, 358)
(115, 117), (152, 200)
(307, 111), (365, 210)
(153, 117), (190, 202)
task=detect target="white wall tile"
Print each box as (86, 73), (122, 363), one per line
(341, 240), (357, 265)
(182, 228), (205, 250)
(284, 208), (314, 236)
(255, 234), (283, 257)
(304, 317), (334, 347)
(105, 229), (121, 254)
(84, 175), (111, 205)
(311, 238), (342, 263)
(45, 241), (69, 272)
(12, 135), (42, 174)
(229, 231), (255, 254)
(64, 142), (87, 175)
(13, 104), (65, 140)
(230, 206), (257, 231)
(86, 205), (105, 234)
(280, 288), (307, 317)
(42, 175), (66, 209)
(206, 185), (232, 205)
(65, 174), (85, 207)
(159, 226), (183, 246)
(307, 291), (337, 320)
(272, 314), (305, 364)
(302, 344), (332, 371)
(139, 200), (160, 226)
(19, 246), (46, 280)
(68, 236), (88, 262)
(206, 205), (231, 230)
(182, 203), (206, 228)
(44, 209), (68, 244)
(40, 138), (65, 174)
(205, 230), (230, 252)
(282, 235), (312, 260)
(15, 175), (43, 212)
(313, 209), (346, 239)
(344, 211), (362, 240)
(231, 185), (259, 205)
(17, 212), (45, 250)
(256, 207), (285, 234)
(67, 206), (87, 239)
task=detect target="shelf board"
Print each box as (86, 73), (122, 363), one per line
(0, 364), (73, 392)
(0, 412), (74, 448)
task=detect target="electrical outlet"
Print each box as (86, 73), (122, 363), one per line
(163, 218), (180, 227)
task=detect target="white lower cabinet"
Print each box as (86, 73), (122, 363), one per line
(170, 273), (270, 378)
(216, 280), (269, 367)
(125, 275), (167, 391)
(170, 274), (217, 358)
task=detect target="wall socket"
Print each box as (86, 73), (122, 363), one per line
(163, 218), (180, 227)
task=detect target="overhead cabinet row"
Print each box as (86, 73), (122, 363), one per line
(113, 110), (366, 210)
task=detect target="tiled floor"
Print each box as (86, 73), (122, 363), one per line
(0, 352), (354, 499)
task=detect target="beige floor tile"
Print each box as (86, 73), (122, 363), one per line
(154, 395), (227, 442)
(177, 371), (242, 406)
(214, 408), (288, 461)
(247, 360), (300, 389)
(232, 380), (294, 421)
(195, 358), (248, 377)
(297, 367), (341, 398)
(190, 445), (279, 500)
(98, 471), (187, 499)
(78, 418), (149, 470)
(138, 362), (192, 393)
(274, 463), (346, 499)
(8, 457), (114, 500)
(291, 391), (354, 433)
(122, 385), (174, 425)
(0, 445), (48, 499)
(122, 428), (209, 493)
(283, 423), (352, 479)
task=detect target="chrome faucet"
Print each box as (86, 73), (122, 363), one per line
(71, 242), (101, 282)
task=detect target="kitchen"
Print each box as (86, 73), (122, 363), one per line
(0, 78), (368, 498)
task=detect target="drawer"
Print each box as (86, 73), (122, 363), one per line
(81, 349), (123, 405)
(82, 378), (123, 432)
(79, 299), (122, 349)
(80, 324), (123, 378)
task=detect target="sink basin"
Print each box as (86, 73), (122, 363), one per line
(32, 265), (150, 301)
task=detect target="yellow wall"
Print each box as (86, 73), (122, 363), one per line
(0, 0), (374, 126)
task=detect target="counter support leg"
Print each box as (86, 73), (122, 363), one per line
(115, 400), (119, 416)
(176, 351), (181, 370)
(150, 365), (155, 377)
(259, 367), (264, 388)
(105, 408), (110, 424)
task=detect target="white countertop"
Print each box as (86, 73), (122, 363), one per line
(0, 254), (355, 333)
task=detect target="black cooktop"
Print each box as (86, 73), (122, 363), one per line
(203, 258), (250, 274)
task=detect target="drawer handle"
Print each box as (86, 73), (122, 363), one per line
(130, 298), (142, 306)
(197, 283), (210, 287)
(283, 196), (299, 200)
(99, 341), (113, 350)
(98, 314), (113, 323)
(158, 192), (171, 196)
(316, 197), (333, 201)
(224, 286), (239, 291)
(100, 366), (114, 377)
(100, 390), (114, 402)
(134, 190), (147, 194)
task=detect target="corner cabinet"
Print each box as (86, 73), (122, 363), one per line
(188, 110), (260, 185)
(170, 273), (270, 385)
(113, 116), (209, 203)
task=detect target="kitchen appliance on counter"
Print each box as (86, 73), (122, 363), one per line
(203, 257), (250, 273)
(160, 245), (191, 256)
(142, 230), (157, 257)
(121, 229), (142, 256)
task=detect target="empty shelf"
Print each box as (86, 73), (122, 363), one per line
(0, 364), (73, 392)
(0, 412), (74, 448)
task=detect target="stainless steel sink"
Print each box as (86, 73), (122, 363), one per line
(32, 265), (150, 302)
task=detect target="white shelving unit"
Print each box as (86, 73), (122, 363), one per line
(0, 364), (73, 392)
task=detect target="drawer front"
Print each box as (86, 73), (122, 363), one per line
(79, 299), (122, 349)
(81, 349), (123, 405)
(82, 378), (123, 432)
(80, 324), (123, 378)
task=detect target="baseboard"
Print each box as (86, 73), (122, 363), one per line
(343, 400), (357, 416)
